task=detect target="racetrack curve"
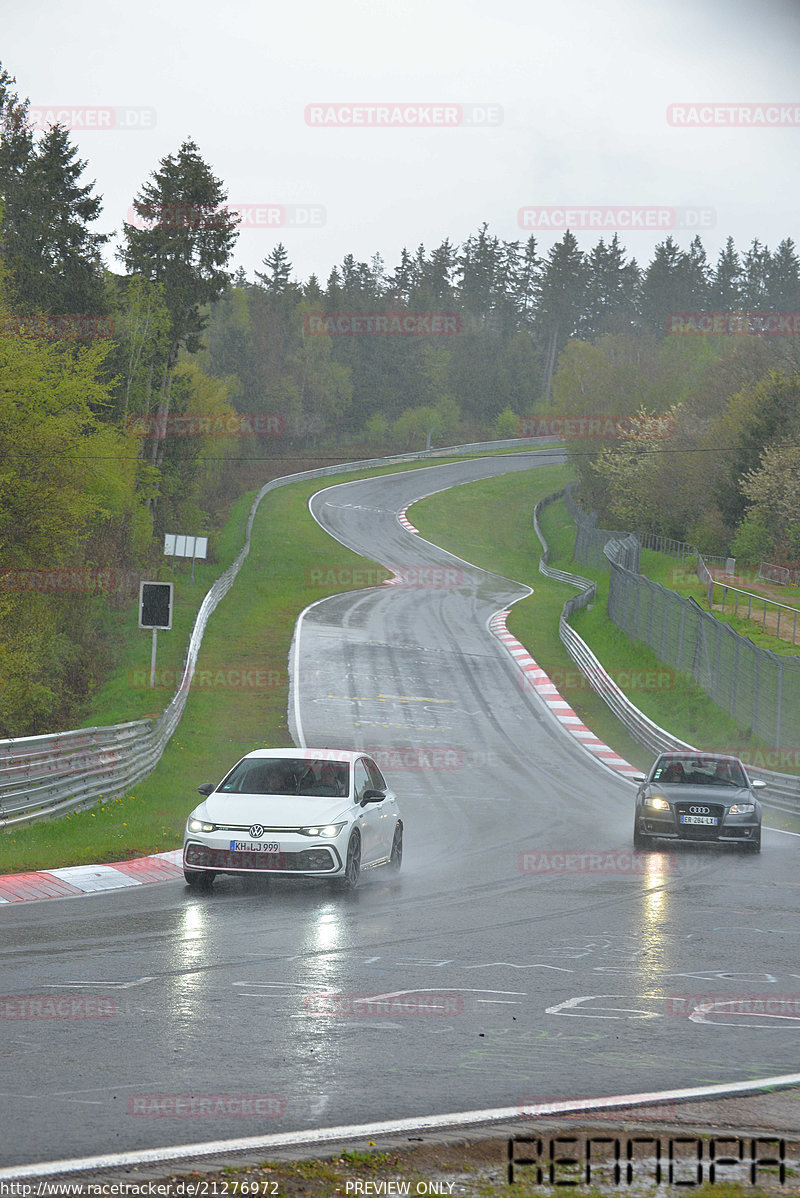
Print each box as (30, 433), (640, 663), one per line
(2, 450), (799, 1171)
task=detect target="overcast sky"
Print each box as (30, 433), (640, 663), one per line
(4, 0), (799, 285)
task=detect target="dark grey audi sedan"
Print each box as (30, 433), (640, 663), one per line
(633, 752), (765, 853)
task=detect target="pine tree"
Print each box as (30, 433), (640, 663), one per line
(710, 236), (742, 311)
(581, 234), (639, 339)
(0, 66), (108, 317)
(424, 239), (458, 307)
(119, 139), (239, 468)
(120, 140), (239, 358)
(255, 242), (295, 295)
(768, 238), (800, 311)
(537, 231), (587, 399)
(387, 247), (417, 303)
(638, 236), (702, 334)
(741, 239), (772, 308)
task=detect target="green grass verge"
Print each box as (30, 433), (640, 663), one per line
(411, 476), (800, 831)
(412, 471), (655, 776)
(640, 550), (800, 659)
(2, 452), (532, 873)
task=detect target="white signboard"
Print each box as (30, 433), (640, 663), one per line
(164, 535), (208, 560)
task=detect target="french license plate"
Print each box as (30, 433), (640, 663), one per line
(230, 840), (281, 852)
(680, 815), (717, 826)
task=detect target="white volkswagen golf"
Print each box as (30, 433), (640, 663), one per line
(182, 748), (403, 891)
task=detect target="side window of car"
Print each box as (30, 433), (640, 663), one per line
(366, 758), (386, 791)
(353, 759), (371, 801)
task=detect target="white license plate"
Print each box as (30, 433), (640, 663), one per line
(680, 815), (717, 826)
(230, 840), (281, 852)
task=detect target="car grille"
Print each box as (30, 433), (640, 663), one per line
(184, 843), (337, 872)
(674, 802), (726, 838)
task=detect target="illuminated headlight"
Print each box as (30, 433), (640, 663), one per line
(187, 818), (216, 833)
(300, 823), (346, 838)
(645, 796), (670, 811)
(728, 803), (755, 815)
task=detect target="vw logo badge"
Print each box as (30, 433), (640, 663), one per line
(689, 806), (709, 815)
(249, 824), (265, 838)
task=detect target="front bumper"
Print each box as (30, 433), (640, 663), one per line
(183, 839), (344, 875)
(639, 805), (760, 844)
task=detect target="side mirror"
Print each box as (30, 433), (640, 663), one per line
(197, 782), (215, 797)
(360, 788), (385, 806)
(751, 779), (767, 790)
(632, 774), (647, 783)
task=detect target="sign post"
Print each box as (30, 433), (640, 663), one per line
(164, 534), (208, 583)
(139, 581), (174, 689)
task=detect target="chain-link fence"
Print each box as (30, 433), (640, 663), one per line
(562, 484), (640, 571)
(565, 486), (800, 749)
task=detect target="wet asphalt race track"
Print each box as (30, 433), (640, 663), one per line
(2, 451), (799, 1169)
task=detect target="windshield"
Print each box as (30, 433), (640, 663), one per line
(652, 757), (746, 788)
(218, 758), (350, 797)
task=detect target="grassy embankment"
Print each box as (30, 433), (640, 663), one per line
(5, 450), (793, 874)
(410, 474), (800, 833)
(640, 551), (800, 656)
(0, 455), (495, 872)
(1, 448), (561, 874)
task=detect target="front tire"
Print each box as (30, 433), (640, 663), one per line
(185, 868), (215, 890)
(633, 820), (652, 850)
(339, 832), (361, 891)
(745, 828), (761, 854)
(388, 822), (403, 873)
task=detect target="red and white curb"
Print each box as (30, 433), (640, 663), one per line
(0, 848), (183, 905)
(397, 505), (419, 534)
(489, 610), (641, 781)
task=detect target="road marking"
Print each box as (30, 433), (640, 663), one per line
(7, 1074), (800, 1181)
(546, 994), (664, 1020)
(39, 978), (153, 989)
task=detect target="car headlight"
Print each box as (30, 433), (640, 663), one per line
(645, 796), (670, 811)
(299, 822), (346, 838)
(728, 803), (755, 815)
(187, 818), (217, 833)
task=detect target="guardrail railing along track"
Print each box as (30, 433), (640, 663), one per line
(0, 438), (562, 827)
(533, 489), (800, 817)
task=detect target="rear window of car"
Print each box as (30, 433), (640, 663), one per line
(219, 758), (350, 795)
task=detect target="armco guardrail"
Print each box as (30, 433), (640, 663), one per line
(0, 438), (561, 827)
(533, 489), (800, 815)
(534, 491), (692, 762)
